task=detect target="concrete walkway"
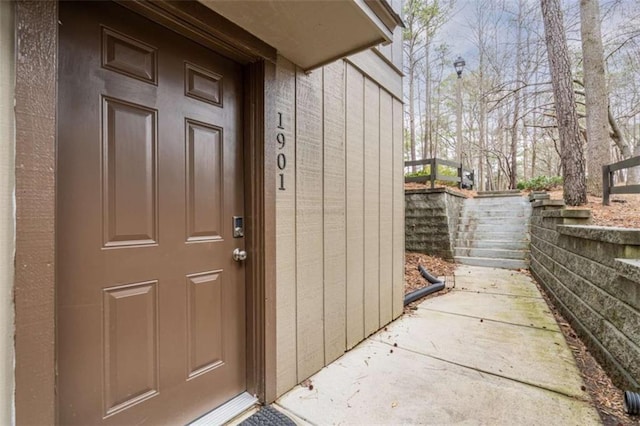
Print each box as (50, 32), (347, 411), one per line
(275, 265), (602, 425)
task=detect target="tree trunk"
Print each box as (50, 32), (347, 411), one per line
(409, 62), (416, 171)
(510, 0), (523, 189)
(541, 0), (587, 205)
(580, 0), (610, 196)
(424, 31), (431, 161)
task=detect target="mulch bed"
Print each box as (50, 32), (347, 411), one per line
(404, 252), (456, 312)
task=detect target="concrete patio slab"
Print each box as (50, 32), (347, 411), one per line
(373, 309), (585, 398)
(416, 291), (559, 331)
(276, 266), (601, 425)
(277, 340), (599, 425)
(454, 265), (541, 298)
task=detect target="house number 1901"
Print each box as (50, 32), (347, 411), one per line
(277, 112), (286, 191)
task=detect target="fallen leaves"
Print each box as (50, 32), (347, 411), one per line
(532, 277), (640, 425)
(549, 190), (640, 229)
(405, 252), (456, 295)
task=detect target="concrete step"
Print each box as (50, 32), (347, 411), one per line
(454, 256), (529, 270)
(454, 240), (530, 250)
(458, 217), (531, 226)
(475, 191), (524, 198)
(463, 203), (531, 210)
(464, 206), (531, 214)
(465, 200), (531, 209)
(454, 247), (530, 260)
(456, 231), (530, 241)
(460, 209), (530, 218)
(457, 223), (529, 233)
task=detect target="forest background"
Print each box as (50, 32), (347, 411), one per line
(403, 0), (640, 205)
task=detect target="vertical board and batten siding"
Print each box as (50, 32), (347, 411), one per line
(275, 55), (404, 395)
(345, 64), (365, 349)
(392, 98), (405, 318)
(363, 78), (381, 337)
(294, 67), (325, 382)
(379, 91), (394, 326)
(322, 62), (347, 365)
(274, 59), (297, 396)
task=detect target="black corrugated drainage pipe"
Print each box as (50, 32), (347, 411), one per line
(403, 265), (446, 306)
(624, 391), (640, 415)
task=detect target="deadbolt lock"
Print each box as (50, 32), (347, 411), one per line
(233, 216), (244, 238)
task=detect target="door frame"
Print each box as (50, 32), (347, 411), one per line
(13, 2), (277, 424)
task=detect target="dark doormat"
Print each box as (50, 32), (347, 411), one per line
(239, 405), (296, 426)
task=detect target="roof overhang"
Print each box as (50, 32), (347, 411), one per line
(198, 0), (403, 71)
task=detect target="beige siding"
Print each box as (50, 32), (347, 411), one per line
(392, 98), (405, 318)
(374, 26), (403, 72)
(0, 2), (15, 422)
(346, 49), (402, 100)
(275, 50), (403, 395)
(345, 64), (365, 349)
(275, 58), (297, 396)
(363, 78), (380, 337)
(295, 68), (325, 381)
(322, 62), (347, 364)
(379, 90), (394, 326)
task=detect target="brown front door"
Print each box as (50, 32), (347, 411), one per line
(57, 2), (246, 424)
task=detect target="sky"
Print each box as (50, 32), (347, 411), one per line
(435, 0), (638, 75)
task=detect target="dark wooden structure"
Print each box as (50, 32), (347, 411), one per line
(602, 156), (640, 205)
(405, 157), (474, 189)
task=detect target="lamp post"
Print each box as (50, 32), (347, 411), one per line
(453, 56), (465, 164)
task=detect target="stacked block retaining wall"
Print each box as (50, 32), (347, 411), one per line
(405, 188), (465, 260)
(530, 199), (640, 391)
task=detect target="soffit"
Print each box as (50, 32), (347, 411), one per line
(198, 0), (400, 71)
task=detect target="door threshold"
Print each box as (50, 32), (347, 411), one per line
(189, 392), (258, 426)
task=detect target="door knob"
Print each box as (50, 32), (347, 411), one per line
(233, 248), (247, 262)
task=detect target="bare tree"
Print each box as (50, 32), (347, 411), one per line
(580, 0), (611, 196)
(541, 0), (587, 205)
(403, 0), (425, 170)
(509, 0), (524, 189)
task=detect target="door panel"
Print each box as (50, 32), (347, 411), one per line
(57, 2), (246, 424)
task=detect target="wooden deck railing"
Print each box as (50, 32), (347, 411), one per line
(404, 157), (474, 189)
(602, 156), (640, 205)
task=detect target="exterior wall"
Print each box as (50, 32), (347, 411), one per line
(530, 201), (640, 391)
(375, 3), (403, 73)
(405, 188), (465, 260)
(0, 2), (15, 423)
(275, 54), (404, 396)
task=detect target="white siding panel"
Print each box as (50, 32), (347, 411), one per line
(275, 57), (297, 396)
(363, 78), (380, 337)
(295, 68), (325, 381)
(392, 98), (405, 318)
(274, 54), (403, 397)
(345, 64), (365, 349)
(378, 91), (393, 326)
(322, 62), (347, 364)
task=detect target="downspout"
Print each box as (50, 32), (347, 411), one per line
(403, 265), (446, 306)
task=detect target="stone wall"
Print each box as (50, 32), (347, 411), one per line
(529, 198), (640, 391)
(405, 188), (466, 260)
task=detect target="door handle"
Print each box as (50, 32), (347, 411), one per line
(232, 248), (247, 262)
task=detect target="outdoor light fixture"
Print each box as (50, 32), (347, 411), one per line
(453, 56), (465, 78)
(454, 55), (466, 164)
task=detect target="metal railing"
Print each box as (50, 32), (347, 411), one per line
(602, 156), (640, 205)
(404, 157), (474, 189)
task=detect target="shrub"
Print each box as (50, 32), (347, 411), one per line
(517, 175), (563, 191)
(405, 165), (461, 187)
